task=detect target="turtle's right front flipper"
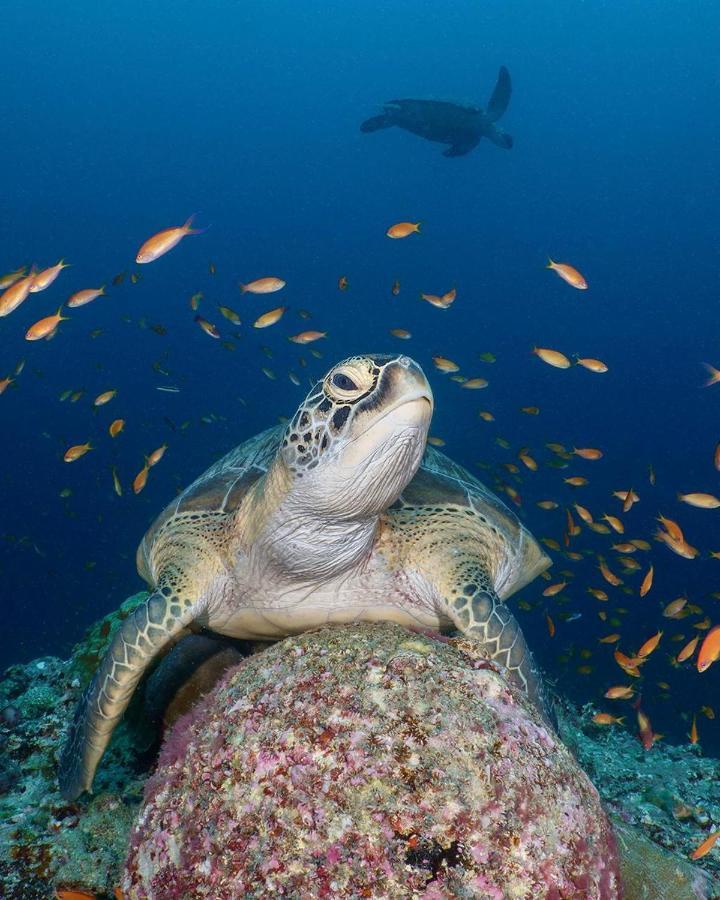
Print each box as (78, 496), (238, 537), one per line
(58, 588), (197, 800)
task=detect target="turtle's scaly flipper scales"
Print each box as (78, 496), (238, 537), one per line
(58, 589), (196, 800)
(448, 585), (553, 726)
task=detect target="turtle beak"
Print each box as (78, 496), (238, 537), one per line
(395, 355), (434, 412)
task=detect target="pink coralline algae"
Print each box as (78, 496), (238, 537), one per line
(123, 623), (622, 898)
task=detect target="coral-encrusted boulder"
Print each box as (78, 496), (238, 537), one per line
(123, 624), (621, 899)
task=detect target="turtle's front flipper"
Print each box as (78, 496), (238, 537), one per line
(360, 112), (394, 133)
(444, 580), (552, 723)
(58, 588), (198, 800)
(485, 65), (511, 123)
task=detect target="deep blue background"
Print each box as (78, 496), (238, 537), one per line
(1, 0), (719, 747)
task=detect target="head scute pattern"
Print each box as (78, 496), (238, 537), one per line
(280, 354), (398, 475)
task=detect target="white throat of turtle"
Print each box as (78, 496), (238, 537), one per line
(239, 455), (379, 582)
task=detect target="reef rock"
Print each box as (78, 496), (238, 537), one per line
(124, 623), (621, 898)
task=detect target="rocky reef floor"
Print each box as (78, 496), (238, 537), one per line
(0, 593), (718, 899)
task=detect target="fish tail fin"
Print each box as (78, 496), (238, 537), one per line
(703, 363), (720, 386)
(546, 258), (555, 269)
(239, 283), (248, 293)
(415, 222), (421, 233)
(184, 213), (209, 235)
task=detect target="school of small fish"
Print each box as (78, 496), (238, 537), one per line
(3, 214), (720, 864)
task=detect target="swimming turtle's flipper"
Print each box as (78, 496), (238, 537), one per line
(486, 65), (512, 123)
(58, 588), (197, 800)
(361, 113), (393, 133)
(443, 137), (480, 157)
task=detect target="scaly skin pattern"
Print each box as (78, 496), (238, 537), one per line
(379, 489), (551, 718)
(58, 516), (228, 800)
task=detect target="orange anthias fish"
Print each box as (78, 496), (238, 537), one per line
(605, 685), (634, 700)
(573, 447), (603, 460)
(689, 715), (699, 745)
(289, 331), (327, 344)
(547, 258), (587, 290)
(592, 713), (624, 726)
(338, 276), (349, 290)
(575, 357), (608, 373)
(64, 442), (92, 462)
(0, 265), (27, 289)
(109, 419), (125, 438)
(67, 286), (105, 308)
(253, 306), (286, 329)
(94, 389), (117, 406)
(637, 630), (662, 658)
(639, 564), (654, 597)
(30, 259), (69, 292)
(697, 625), (720, 673)
(676, 635), (699, 663)
(133, 463), (150, 494)
(663, 596), (688, 619)
(0, 271), (36, 317)
(147, 444), (167, 467)
(691, 830), (720, 860)
(636, 707), (657, 751)
(25, 307), (69, 341)
(533, 346), (571, 369)
(421, 292), (454, 310)
(432, 356), (460, 374)
(386, 221), (420, 239)
(678, 492), (720, 509)
(136, 215), (207, 264)
(240, 277), (286, 294)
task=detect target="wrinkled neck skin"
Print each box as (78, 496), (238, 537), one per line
(239, 455), (380, 583)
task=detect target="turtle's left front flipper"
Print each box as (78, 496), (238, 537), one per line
(58, 588), (198, 800)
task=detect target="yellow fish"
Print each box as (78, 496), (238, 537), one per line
(253, 306), (286, 328)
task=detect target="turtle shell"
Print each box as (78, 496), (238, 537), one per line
(136, 425), (283, 583)
(397, 445), (550, 600)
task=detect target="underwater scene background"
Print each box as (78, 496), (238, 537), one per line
(1, 0), (719, 766)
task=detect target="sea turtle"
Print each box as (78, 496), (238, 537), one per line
(58, 353), (550, 800)
(360, 66), (513, 157)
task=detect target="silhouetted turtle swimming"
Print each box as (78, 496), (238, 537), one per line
(58, 353), (550, 800)
(361, 66), (512, 157)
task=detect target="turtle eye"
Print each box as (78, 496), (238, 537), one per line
(332, 372), (357, 392)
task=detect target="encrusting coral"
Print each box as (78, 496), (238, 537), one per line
(124, 623), (621, 898)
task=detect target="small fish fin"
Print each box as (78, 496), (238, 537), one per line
(546, 258), (556, 269)
(414, 222), (421, 232)
(183, 213), (209, 235)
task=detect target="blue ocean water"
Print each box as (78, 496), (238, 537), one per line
(1, 0), (718, 750)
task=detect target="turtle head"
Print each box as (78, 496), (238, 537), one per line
(279, 354), (433, 519)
